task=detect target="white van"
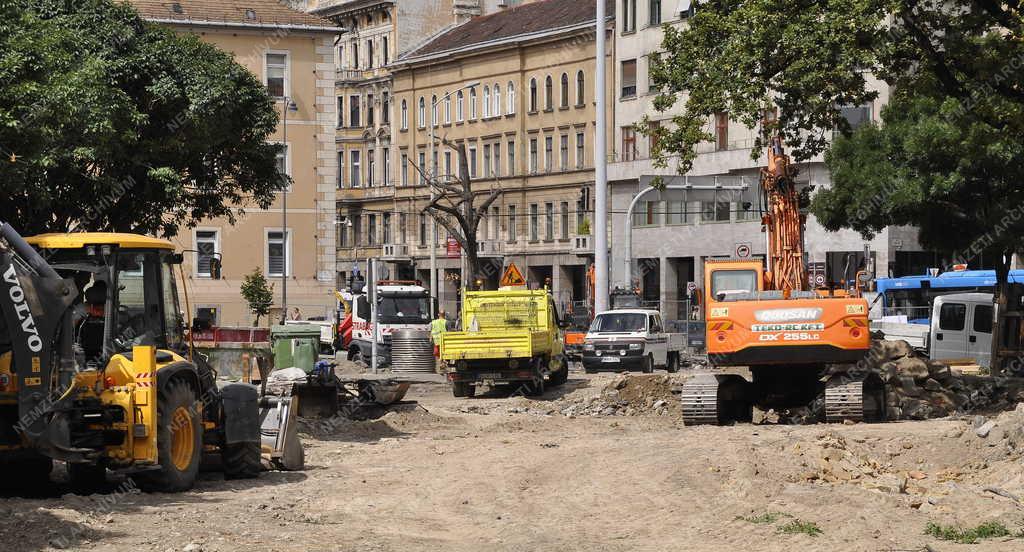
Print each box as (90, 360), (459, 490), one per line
(929, 293), (993, 367)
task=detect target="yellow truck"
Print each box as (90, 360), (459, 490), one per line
(441, 288), (569, 398)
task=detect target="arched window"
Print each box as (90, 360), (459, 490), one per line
(529, 78), (537, 112)
(443, 92), (451, 124)
(456, 90), (464, 122)
(545, 75), (553, 110)
(431, 94), (437, 126)
(401, 99), (408, 130)
(483, 86), (491, 118)
(560, 73), (569, 108)
(470, 87), (477, 119)
(418, 97), (425, 128)
(576, 70), (585, 106)
(507, 81), (516, 114)
(493, 83), (501, 116)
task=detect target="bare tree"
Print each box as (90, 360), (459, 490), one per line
(417, 139), (501, 290)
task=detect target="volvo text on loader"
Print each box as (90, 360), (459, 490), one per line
(0, 222), (262, 492)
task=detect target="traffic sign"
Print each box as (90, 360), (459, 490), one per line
(735, 243), (751, 258)
(500, 263), (527, 287)
(686, 281), (697, 293)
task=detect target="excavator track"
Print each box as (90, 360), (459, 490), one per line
(824, 373), (886, 423)
(680, 374), (720, 425)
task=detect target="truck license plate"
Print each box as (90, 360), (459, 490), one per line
(601, 357), (620, 363)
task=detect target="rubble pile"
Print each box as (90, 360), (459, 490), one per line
(866, 340), (1024, 420)
(967, 403), (1024, 459)
(556, 374), (683, 418)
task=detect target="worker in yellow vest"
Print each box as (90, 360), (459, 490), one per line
(431, 309), (447, 359)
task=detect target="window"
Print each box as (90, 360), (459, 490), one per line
(508, 140), (516, 176)
(418, 97), (425, 128)
(508, 205), (517, 241)
(491, 206), (500, 240)
(701, 197), (730, 222)
(649, 0), (661, 25)
(576, 71), (585, 105)
(649, 119), (661, 155)
(483, 86), (491, 118)
(432, 151), (438, 178)
(711, 270), (757, 298)
(401, 153), (409, 186)
(367, 39), (374, 69)
(544, 202), (554, 240)
(398, 213), (406, 244)
(493, 142), (501, 176)
(431, 95), (438, 126)
(444, 151), (452, 178)
(274, 144), (290, 186)
(382, 213), (391, 243)
(544, 75), (553, 110)
(623, 0), (636, 32)
(367, 93), (374, 127)
(560, 202), (569, 239)
(493, 83), (501, 116)
(529, 203), (539, 241)
(838, 104), (872, 131)
(483, 144), (491, 176)
(381, 91), (390, 124)
(367, 214), (377, 245)
(507, 82), (516, 114)
(576, 132), (585, 168)
(383, 36), (389, 65)
(939, 303), (966, 331)
(267, 230), (289, 277)
(418, 151), (426, 184)
(975, 304), (994, 334)
(529, 138), (538, 173)
(338, 219), (348, 247)
(337, 151), (345, 188)
(419, 214), (427, 245)
(622, 127), (637, 161)
(667, 199), (688, 224)
(401, 99), (408, 130)
(352, 41), (359, 70)
(577, 190), (588, 231)
(265, 52), (288, 97)
(195, 230), (219, 278)
(633, 200), (660, 227)
(469, 88), (477, 119)
(621, 59), (637, 98)
(529, 78), (538, 112)
(336, 96), (344, 128)
(456, 90), (464, 121)
(544, 136), (553, 172)
(444, 92), (451, 124)
(469, 146), (478, 178)
(560, 73), (569, 108)
(560, 135), (569, 170)
(349, 94), (361, 128)
(383, 147), (390, 185)
(367, 149), (375, 185)
(350, 150), (361, 187)
(716, 112), (729, 151)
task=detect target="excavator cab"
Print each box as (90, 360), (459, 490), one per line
(0, 225), (263, 492)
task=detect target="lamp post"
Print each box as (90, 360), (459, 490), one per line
(280, 97), (298, 323)
(594, 0), (609, 313)
(428, 81), (479, 312)
(334, 216), (357, 284)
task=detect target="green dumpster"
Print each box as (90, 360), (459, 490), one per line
(271, 325), (321, 373)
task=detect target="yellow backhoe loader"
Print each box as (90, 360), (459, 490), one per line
(0, 221), (264, 492)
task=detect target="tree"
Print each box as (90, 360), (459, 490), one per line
(420, 139), (501, 289)
(645, 1), (1024, 372)
(241, 268), (275, 327)
(0, 0), (284, 238)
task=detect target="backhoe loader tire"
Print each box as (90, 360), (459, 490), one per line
(68, 463), (108, 495)
(452, 382), (475, 398)
(222, 442), (261, 480)
(139, 380), (202, 492)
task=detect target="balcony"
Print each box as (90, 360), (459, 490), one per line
(570, 234), (594, 256)
(336, 67), (390, 83)
(476, 240), (505, 258)
(337, 184), (396, 204)
(381, 243), (411, 261)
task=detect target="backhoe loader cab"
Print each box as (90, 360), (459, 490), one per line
(0, 227), (261, 492)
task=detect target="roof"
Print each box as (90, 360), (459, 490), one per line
(403, 0), (609, 60)
(128, 0), (338, 30)
(934, 293), (994, 303)
(26, 233), (176, 251)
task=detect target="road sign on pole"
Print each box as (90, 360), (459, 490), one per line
(500, 263), (527, 287)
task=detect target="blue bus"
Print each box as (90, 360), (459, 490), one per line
(876, 269), (1024, 322)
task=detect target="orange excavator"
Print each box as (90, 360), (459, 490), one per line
(681, 136), (882, 425)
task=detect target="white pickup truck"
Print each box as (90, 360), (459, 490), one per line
(871, 292), (993, 367)
(581, 309), (684, 373)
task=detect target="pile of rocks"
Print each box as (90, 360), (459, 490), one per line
(969, 403), (1024, 457)
(867, 340), (1024, 420)
(556, 374), (682, 418)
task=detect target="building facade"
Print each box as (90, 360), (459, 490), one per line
(609, 0), (926, 320)
(131, 0), (340, 326)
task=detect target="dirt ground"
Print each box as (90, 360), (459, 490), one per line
(3, 370), (1024, 552)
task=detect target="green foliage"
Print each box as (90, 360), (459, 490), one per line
(735, 511), (790, 524)
(240, 268), (275, 326)
(924, 521), (1021, 544)
(0, 0), (283, 237)
(776, 519), (823, 537)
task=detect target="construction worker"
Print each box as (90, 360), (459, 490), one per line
(431, 309), (448, 358)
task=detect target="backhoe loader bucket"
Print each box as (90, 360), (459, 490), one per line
(258, 395), (304, 471)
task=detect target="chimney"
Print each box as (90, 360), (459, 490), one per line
(453, 0), (482, 24)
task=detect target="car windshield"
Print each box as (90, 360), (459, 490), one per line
(590, 313), (647, 333)
(711, 269), (758, 299)
(378, 296), (430, 324)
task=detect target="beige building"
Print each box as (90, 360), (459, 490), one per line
(131, 0), (340, 326)
(384, 0), (615, 313)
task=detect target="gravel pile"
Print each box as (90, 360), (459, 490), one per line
(556, 374), (683, 418)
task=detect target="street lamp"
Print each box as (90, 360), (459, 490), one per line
(429, 81), (479, 310)
(280, 97), (298, 323)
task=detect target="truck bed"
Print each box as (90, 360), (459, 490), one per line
(441, 330), (551, 361)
